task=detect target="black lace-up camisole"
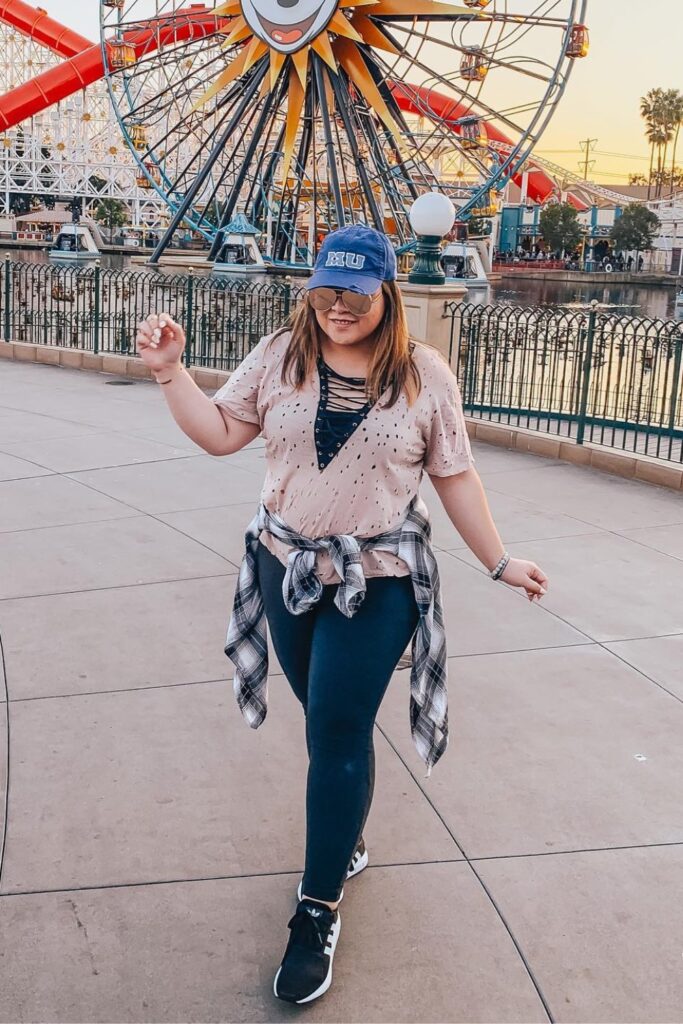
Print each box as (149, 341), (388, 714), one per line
(314, 355), (374, 471)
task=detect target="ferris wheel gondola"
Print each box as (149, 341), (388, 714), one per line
(101, 0), (589, 265)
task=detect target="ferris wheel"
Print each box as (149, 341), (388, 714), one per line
(100, 0), (589, 265)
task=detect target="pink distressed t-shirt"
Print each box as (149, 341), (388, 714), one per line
(212, 329), (475, 583)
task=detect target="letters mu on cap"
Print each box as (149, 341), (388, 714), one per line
(324, 252), (367, 269)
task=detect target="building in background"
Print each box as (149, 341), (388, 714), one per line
(498, 181), (683, 273)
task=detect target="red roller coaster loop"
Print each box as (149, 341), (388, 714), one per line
(0, 4), (227, 131)
(0, 0), (92, 56)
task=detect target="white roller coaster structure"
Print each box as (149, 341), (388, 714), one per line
(0, 18), (167, 223)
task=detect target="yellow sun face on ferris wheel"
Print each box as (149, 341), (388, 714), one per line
(200, 0), (476, 177)
(240, 0), (339, 53)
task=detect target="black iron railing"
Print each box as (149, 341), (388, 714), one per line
(0, 257), (304, 371)
(446, 301), (683, 463)
(3, 259), (682, 464)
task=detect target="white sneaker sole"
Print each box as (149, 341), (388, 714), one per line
(296, 847), (369, 902)
(273, 912), (342, 1004)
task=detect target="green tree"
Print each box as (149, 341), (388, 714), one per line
(539, 202), (582, 254)
(610, 204), (660, 254)
(629, 167), (683, 189)
(93, 198), (128, 235)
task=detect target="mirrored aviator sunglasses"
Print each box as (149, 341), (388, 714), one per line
(307, 287), (380, 316)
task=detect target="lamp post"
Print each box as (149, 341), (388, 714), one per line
(408, 191), (456, 284)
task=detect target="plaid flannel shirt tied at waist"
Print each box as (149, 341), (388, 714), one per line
(225, 497), (449, 777)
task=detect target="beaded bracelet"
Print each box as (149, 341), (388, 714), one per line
(489, 551), (510, 581)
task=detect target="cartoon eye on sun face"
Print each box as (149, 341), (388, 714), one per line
(240, 0), (339, 54)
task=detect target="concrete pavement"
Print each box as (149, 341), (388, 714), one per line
(0, 359), (682, 1023)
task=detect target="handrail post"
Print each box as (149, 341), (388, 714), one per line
(667, 328), (683, 434)
(576, 300), (598, 446)
(93, 259), (101, 354)
(3, 253), (11, 342)
(446, 299), (464, 370)
(284, 274), (292, 318)
(184, 267), (194, 367)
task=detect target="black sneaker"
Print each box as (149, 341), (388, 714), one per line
(296, 836), (369, 902)
(273, 899), (341, 1004)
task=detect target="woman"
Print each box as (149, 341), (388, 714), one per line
(136, 224), (548, 1006)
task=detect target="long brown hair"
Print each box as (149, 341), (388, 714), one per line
(273, 280), (421, 408)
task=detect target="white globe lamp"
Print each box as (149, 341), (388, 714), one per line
(408, 192), (457, 284)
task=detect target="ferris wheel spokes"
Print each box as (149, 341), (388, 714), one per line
(103, 0), (588, 265)
(148, 57), (269, 261)
(207, 66), (291, 258)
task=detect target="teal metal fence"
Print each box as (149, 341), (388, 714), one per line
(447, 301), (683, 464)
(0, 257), (304, 371)
(3, 259), (682, 465)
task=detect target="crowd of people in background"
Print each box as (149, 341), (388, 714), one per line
(494, 245), (645, 273)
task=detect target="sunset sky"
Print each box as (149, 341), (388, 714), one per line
(50, 0), (683, 184)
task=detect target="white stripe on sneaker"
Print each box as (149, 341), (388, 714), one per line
(295, 915), (341, 1005)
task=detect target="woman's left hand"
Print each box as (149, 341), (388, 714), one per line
(499, 557), (549, 602)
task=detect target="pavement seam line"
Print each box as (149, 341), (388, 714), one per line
(0, 627), (11, 891)
(442, 548), (598, 641)
(444, 549), (683, 706)
(63, 459), (265, 508)
(482, 478), (683, 534)
(441, 528), (612, 552)
(591, 645), (683, 707)
(0, 647), (596, 705)
(5, 675), (251, 703)
(3, 842), (683, 901)
(374, 721), (555, 1023)
(7, 453), (200, 475)
(0, 571), (236, 604)
(0, 512), (142, 538)
(600, 527), (683, 563)
(468, 839), (683, 861)
(0, 859), (469, 899)
(0, 472), (58, 483)
(60, 469), (248, 570)
(17, 451), (246, 570)
(59, 453), (203, 474)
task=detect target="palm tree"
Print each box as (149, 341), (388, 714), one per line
(657, 90), (677, 197)
(643, 90), (663, 199)
(644, 123), (667, 198)
(663, 89), (683, 194)
(653, 124), (671, 198)
(640, 88), (666, 199)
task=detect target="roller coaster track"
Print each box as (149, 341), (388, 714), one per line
(0, 0), (91, 57)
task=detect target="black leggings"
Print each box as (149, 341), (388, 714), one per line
(256, 541), (419, 902)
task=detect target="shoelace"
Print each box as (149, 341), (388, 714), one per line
(287, 906), (333, 952)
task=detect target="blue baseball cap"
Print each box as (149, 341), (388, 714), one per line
(307, 224), (397, 295)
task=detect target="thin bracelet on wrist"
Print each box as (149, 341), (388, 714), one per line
(154, 367), (183, 385)
(489, 551), (510, 581)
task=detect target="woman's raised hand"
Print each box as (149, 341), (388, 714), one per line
(500, 557), (549, 602)
(136, 313), (186, 373)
